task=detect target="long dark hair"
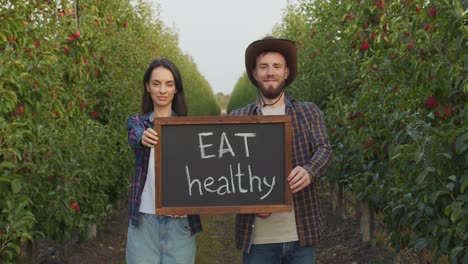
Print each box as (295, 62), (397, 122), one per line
(141, 58), (188, 116)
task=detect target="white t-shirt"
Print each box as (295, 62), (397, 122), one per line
(139, 147), (156, 214)
(139, 113), (156, 214)
(252, 104), (298, 244)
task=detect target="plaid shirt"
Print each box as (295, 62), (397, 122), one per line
(230, 93), (332, 252)
(126, 112), (202, 235)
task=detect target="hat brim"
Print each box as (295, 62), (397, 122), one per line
(245, 38), (297, 88)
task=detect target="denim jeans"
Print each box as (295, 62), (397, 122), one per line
(243, 241), (315, 264)
(126, 213), (196, 264)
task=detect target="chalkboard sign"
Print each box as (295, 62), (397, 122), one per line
(154, 115), (292, 215)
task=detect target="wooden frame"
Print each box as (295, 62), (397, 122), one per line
(154, 115), (293, 215)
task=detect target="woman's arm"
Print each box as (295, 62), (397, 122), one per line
(126, 115), (145, 150)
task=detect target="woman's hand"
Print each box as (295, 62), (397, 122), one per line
(141, 128), (158, 147)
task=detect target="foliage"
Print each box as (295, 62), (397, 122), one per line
(228, 0), (467, 261)
(275, 0), (467, 262)
(226, 73), (258, 113)
(0, 0), (219, 261)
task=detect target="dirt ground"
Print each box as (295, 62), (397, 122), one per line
(32, 195), (419, 264)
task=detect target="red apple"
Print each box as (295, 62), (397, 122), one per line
(425, 96), (438, 109)
(90, 111), (99, 119)
(70, 201), (81, 212)
(436, 106), (452, 120)
(428, 6), (437, 18)
(360, 41), (369, 51)
(374, 0), (384, 9)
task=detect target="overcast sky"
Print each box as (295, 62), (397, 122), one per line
(149, 0), (291, 94)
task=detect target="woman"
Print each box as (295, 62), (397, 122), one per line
(126, 58), (202, 264)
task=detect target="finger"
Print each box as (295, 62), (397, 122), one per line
(291, 174), (311, 193)
(146, 136), (158, 145)
(142, 134), (157, 147)
(290, 176), (306, 191)
(287, 167), (301, 182)
(171, 215), (187, 219)
(288, 168), (304, 186)
(256, 213), (271, 219)
(148, 128), (157, 134)
(145, 129), (159, 140)
(143, 130), (159, 145)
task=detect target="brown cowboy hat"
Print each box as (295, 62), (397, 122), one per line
(245, 36), (297, 88)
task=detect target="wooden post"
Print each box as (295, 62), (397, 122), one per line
(337, 183), (347, 219)
(330, 181), (337, 213)
(74, 0), (79, 27)
(360, 200), (374, 242)
(393, 251), (401, 264)
(87, 223), (97, 239)
(25, 239), (37, 263)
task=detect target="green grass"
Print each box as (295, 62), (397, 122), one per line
(196, 214), (242, 263)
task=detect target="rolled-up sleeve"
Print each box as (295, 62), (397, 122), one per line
(303, 105), (332, 182)
(127, 115), (145, 150)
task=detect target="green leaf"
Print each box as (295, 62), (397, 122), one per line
(0, 161), (15, 170)
(0, 31), (6, 42)
(438, 217), (450, 227)
(416, 170), (428, 184)
(455, 134), (468, 154)
(415, 238), (429, 250)
(449, 202), (463, 222)
(21, 233), (33, 241)
(462, 252), (468, 264)
(417, 201), (425, 211)
(11, 178), (22, 194)
(462, 180), (468, 193)
(449, 247), (465, 263)
(444, 205), (452, 217)
(446, 182), (455, 191)
(447, 175), (457, 182)
(5, 242), (21, 253)
(424, 206), (434, 216)
(440, 234), (451, 251)
(391, 204), (404, 214)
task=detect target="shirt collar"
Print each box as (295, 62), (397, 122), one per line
(143, 110), (176, 121)
(253, 92), (296, 113)
(143, 111), (153, 121)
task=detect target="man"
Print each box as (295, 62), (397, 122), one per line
(230, 36), (332, 263)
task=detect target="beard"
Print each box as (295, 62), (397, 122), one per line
(257, 79), (286, 99)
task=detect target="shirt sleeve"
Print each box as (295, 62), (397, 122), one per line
(303, 104), (333, 182)
(126, 115), (145, 150)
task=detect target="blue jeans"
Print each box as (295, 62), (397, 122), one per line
(126, 213), (196, 264)
(243, 241), (315, 264)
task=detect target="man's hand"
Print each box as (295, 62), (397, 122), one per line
(288, 166), (312, 193)
(256, 213), (272, 219)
